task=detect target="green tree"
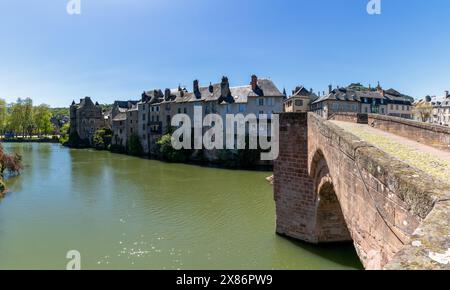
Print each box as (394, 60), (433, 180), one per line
(0, 99), (7, 135)
(59, 122), (70, 144)
(156, 133), (188, 162)
(93, 128), (112, 150)
(8, 100), (24, 137)
(23, 98), (34, 137)
(33, 104), (54, 137)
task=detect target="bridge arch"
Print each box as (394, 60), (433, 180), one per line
(310, 150), (352, 243)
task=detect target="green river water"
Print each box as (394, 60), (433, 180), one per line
(0, 143), (362, 270)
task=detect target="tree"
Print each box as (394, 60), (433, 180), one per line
(59, 122), (70, 144)
(156, 133), (187, 162)
(33, 104), (54, 137)
(413, 102), (433, 122)
(22, 98), (34, 137)
(7, 100), (24, 137)
(0, 99), (7, 135)
(93, 128), (112, 150)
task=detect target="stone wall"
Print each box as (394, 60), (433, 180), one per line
(274, 112), (450, 269)
(368, 114), (450, 152)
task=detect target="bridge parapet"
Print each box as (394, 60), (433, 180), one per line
(330, 112), (450, 152)
(274, 112), (450, 269)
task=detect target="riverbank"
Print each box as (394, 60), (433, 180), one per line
(1, 137), (60, 143)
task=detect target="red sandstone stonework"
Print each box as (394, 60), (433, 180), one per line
(274, 113), (450, 270)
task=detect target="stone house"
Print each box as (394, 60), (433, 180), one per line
(311, 83), (413, 119)
(419, 91), (450, 126)
(70, 97), (106, 144)
(111, 100), (139, 149)
(284, 86), (318, 112)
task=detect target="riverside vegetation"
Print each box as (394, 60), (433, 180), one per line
(0, 144), (23, 197)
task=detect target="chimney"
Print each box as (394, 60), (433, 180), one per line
(164, 88), (171, 101)
(251, 75), (258, 91)
(446, 90), (449, 98)
(209, 82), (214, 93)
(328, 85), (332, 94)
(193, 79), (200, 98)
(221, 76), (230, 97)
(310, 88), (313, 94)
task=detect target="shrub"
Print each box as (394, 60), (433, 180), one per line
(156, 134), (188, 163)
(93, 128), (112, 150)
(0, 144), (23, 177)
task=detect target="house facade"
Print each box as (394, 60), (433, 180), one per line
(311, 83), (413, 119)
(115, 75), (284, 155)
(284, 86), (318, 112)
(70, 97), (106, 144)
(416, 91), (450, 126)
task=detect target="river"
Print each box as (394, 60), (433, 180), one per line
(0, 143), (362, 270)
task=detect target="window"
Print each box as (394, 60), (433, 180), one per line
(381, 108), (385, 114)
(295, 100), (303, 107)
(142, 114), (146, 121)
(238, 104), (247, 113)
(267, 98), (274, 106)
(178, 108), (181, 114)
(142, 124), (145, 130)
(151, 107), (154, 112)
(184, 108), (187, 114)
(259, 110), (264, 115)
(258, 98), (264, 106)
(205, 105), (210, 114)
(156, 115), (159, 122)
(156, 106), (160, 112)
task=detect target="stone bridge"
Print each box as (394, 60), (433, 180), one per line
(274, 112), (450, 270)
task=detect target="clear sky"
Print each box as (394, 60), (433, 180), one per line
(0, 0), (449, 107)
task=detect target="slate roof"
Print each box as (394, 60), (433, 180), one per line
(173, 78), (283, 105)
(312, 86), (413, 105)
(112, 112), (127, 122)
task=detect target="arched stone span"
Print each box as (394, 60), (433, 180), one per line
(311, 150), (351, 243)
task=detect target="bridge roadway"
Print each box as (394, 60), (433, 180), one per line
(330, 121), (450, 184)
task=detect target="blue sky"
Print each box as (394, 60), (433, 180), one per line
(0, 0), (449, 107)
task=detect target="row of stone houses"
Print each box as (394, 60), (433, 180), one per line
(108, 75), (285, 154)
(284, 82), (414, 119)
(414, 91), (450, 126)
